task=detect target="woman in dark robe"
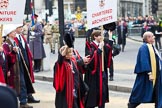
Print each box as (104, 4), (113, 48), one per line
(53, 45), (85, 108)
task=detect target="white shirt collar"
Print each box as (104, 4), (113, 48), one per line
(93, 41), (99, 46)
(16, 34), (25, 48)
(8, 37), (15, 46)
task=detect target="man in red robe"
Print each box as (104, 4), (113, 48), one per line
(14, 24), (40, 103)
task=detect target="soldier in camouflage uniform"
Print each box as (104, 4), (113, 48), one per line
(51, 19), (60, 54)
(43, 21), (54, 53)
(22, 20), (30, 41)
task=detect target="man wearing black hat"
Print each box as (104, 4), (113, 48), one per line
(29, 14), (46, 72)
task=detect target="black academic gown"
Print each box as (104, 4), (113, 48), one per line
(84, 41), (112, 107)
(53, 54), (84, 108)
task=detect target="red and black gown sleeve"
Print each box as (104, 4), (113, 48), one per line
(104, 41), (113, 68)
(88, 42), (103, 75)
(53, 53), (65, 92)
(0, 54), (5, 84)
(2, 43), (16, 71)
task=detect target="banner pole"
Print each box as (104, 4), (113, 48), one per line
(101, 26), (104, 72)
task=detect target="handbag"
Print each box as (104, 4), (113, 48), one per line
(112, 44), (121, 56)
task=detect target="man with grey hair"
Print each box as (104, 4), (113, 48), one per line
(128, 31), (162, 108)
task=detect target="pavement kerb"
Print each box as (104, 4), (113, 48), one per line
(35, 75), (132, 93)
(35, 75), (53, 82)
(127, 36), (143, 42)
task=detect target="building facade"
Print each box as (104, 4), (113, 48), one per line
(32, 0), (152, 21)
(117, 0), (151, 18)
(157, 0), (162, 17)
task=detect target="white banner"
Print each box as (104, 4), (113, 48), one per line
(0, 0), (26, 24)
(87, 0), (117, 29)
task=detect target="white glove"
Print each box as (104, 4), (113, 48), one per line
(30, 31), (35, 36)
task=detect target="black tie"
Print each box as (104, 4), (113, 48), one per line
(13, 41), (16, 47)
(19, 35), (22, 43)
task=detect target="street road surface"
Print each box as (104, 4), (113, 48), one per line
(31, 38), (155, 108)
(31, 80), (154, 108)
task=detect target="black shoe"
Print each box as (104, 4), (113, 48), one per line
(52, 50), (55, 54)
(20, 103), (33, 108)
(127, 102), (139, 108)
(28, 95), (40, 103)
(109, 76), (114, 81)
(34, 69), (40, 73)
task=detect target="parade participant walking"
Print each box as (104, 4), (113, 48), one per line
(2, 25), (34, 108)
(53, 45), (85, 108)
(1, 35), (11, 84)
(84, 30), (113, 108)
(128, 31), (162, 108)
(0, 47), (5, 84)
(29, 14), (46, 72)
(14, 24), (40, 103)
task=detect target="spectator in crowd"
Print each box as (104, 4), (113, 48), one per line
(150, 21), (162, 50)
(141, 22), (151, 38)
(51, 19), (60, 53)
(22, 20), (30, 40)
(43, 21), (54, 53)
(117, 20), (128, 52)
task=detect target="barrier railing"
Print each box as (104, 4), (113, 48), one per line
(128, 27), (142, 36)
(74, 27), (143, 37)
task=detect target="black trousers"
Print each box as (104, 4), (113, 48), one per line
(109, 59), (114, 77)
(34, 59), (41, 70)
(155, 37), (161, 50)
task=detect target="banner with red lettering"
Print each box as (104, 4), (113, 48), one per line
(87, 0), (117, 29)
(0, 0), (26, 24)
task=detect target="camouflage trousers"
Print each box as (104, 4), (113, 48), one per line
(53, 33), (60, 51)
(44, 35), (54, 51)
